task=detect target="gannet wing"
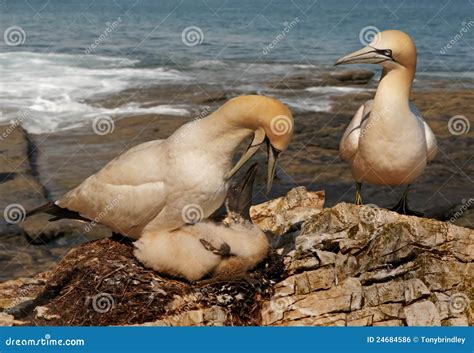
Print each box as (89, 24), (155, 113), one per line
(339, 99), (373, 161)
(56, 139), (168, 235)
(409, 103), (438, 163)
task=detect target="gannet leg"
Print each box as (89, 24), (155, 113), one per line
(199, 238), (231, 256)
(355, 182), (363, 205)
(389, 185), (424, 217)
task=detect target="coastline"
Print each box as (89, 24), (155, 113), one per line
(0, 70), (472, 281)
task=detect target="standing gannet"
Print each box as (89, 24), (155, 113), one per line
(26, 95), (294, 238)
(335, 30), (437, 215)
(134, 164), (270, 281)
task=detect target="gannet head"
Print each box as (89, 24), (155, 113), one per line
(223, 95), (294, 193)
(334, 30), (416, 70)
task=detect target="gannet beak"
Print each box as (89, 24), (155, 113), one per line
(226, 163), (258, 221)
(334, 46), (393, 66)
(225, 130), (265, 179)
(266, 140), (281, 194)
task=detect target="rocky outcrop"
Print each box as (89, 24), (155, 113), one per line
(0, 188), (471, 326)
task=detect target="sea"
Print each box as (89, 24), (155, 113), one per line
(0, 0), (473, 134)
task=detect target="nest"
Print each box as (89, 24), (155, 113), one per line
(11, 236), (284, 326)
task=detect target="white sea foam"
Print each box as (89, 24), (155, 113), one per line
(0, 52), (190, 134)
(305, 86), (373, 94)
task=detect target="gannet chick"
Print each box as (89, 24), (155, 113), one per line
(134, 164), (269, 281)
(335, 30), (437, 215)
(25, 95), (294, 238)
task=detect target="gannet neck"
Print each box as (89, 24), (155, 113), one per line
(373, 65), (415, 115)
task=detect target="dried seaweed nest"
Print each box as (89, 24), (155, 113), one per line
(10, 236), (285, 326)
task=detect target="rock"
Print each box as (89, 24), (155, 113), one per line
(0, 189), (472, 326)
(250, 187), (324, 236)
(404, 301), (441, 326)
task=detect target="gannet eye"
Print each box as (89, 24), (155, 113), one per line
(382, 49), (392, 57)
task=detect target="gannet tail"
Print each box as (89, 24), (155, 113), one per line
(26, 202), (90, 222)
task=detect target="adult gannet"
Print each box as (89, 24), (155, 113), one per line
(335, 30), (437, 215)
(134, 164), (270, 281)
(26, 95), (294, 238)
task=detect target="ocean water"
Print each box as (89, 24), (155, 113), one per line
(0, 0), (473, 133)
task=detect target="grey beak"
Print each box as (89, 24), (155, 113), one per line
(335, 46), (392, 66)
(266, 140), (280, 194)
(225, 130), (265, 180)
(226, 163), (258, 221)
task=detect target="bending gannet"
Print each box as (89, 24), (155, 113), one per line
(26, 95), (294, 238)
(335, 30), (437, 215)
(134, 164), (270, 281)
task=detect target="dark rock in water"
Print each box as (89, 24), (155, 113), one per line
(327, 70), (375, 84)
(1, 190), (471, 326)
(269, 69), (375, 90)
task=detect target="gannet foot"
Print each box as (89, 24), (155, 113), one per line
(389, 198), (423, 217)
(354, 182), (363, 205)
(199, 239), (231, 257)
